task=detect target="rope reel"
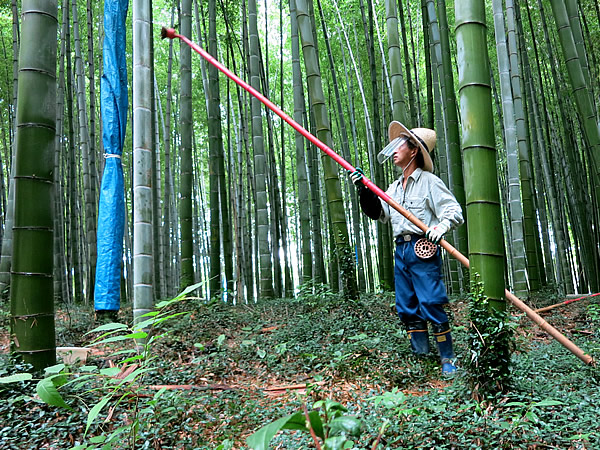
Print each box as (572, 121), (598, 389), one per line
(414, 238), (437, 259)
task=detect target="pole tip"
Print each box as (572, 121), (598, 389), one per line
(161, 27), (176, 40)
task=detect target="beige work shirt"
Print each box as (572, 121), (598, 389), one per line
(380, 168), (464, 238)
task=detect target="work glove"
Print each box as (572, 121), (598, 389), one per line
(349, 167), (364, 186)
(425, 219), (451, 244)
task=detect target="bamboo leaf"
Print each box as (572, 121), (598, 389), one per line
(99, 367), (122, 377)
(0, 373), (33, 383)
(44, 363), (66, 374)
(36, 378), (71, 409)
(532, 399), (564, 407)
(85, 323), (128, 335)
(152, 311), (190, 325)
(133, 318), (157, 330)
(246, 412), (306, 449)
(84, 396), (111, 437)
(124, 331), (148, 340)
(179, 281), (204, 297)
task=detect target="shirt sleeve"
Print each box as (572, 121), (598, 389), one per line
(428, 176), (464, 229)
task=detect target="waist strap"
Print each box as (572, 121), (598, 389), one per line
(395, 234), (422, 244)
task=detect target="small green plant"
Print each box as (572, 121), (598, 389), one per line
(587, 301), (600, 329)
(247, 393), (362, 450)
(0, 282), (202, 449)
(297, 280), (339, 308)
(369, 387), (419, 417)
(465, 275), (516, 399)
(501, 398), (564, 434)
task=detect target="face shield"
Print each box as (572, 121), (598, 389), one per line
(377, 136), (409, 164)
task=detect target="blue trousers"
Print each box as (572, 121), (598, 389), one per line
(394, 237), (449, 325)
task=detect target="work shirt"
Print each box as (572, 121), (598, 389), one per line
(379, 168), (464, 238)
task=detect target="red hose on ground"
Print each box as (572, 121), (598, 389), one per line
(161, 27), (593, 366)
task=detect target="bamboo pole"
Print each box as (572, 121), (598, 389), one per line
(161, 27), (594, 366)
(535, 293), (600, 314)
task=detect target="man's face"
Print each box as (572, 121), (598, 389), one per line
(393, 140), (417, 168)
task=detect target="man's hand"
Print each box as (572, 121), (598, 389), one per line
(425, 219), (451, 244)
(349, 167), (364, 186)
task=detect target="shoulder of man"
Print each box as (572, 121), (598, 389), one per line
(420, 170), (447, 186)
(386, 178), (402, 192)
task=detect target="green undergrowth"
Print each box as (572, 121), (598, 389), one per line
(1, 286), (599, 449)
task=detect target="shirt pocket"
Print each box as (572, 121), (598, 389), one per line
(405, 197), (427, 222)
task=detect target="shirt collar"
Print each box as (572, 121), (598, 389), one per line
(400, 167), (423, 184)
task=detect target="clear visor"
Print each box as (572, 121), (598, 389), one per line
(377, 136), (409, 164)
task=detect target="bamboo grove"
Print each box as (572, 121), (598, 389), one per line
(0, 0), (599, 365)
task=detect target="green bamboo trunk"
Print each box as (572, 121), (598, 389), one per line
(0, 1), (20, 296)
(564, 0), (592, 89)
(208, 0), (223, 298)
(248, 0), (274, 298)
(436, 0), (468, 260)
(162, 7), (175, 296)
(133, 0), (155, 321)
(509, 0), (542, 291)
(549, 0), (600, 205)
(384, 0), (408, 123)
(397, 0), (417, 125)
(179, 0), (195, 290)
(315, 0), (366, 291)
(289, 0), (313, 285)
(421, 0), (434, 129)
(295, 0), (358, 299)
(455, 0), (506, 310)
(72, 0), (97, 303)
(425, 0), (466, 292)
(10, 0), (58, 370)
(492, 0), (528, 298)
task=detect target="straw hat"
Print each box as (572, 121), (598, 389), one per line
(388, 121), (436, 172)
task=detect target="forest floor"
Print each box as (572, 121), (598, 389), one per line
(1, 286), (599, 449)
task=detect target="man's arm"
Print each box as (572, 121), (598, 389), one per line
(349, 168), (383, 220)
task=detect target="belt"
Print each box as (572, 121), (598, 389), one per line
(395, 234), (422, 244)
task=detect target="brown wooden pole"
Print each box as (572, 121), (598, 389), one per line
(506, 291), (593, 364)
(384, 197), (594, 366)
(535, 293), (600, 314)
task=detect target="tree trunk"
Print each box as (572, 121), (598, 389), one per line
(10, 0), (58, 370)
(296, 0), (358, 300)
(179, 0), (195, 290)
(248, 0), (274, 298)
(132, 0), (154, 322)
(492, 0), (528, 298)
(455, 0), (506, 310)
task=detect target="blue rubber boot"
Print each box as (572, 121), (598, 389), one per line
(406, 320), (430, 355)
(432, 322), (457, 375)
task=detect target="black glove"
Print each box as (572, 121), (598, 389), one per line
(358, 184), (382, 220)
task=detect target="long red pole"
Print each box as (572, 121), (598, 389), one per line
(161, 27), (593, 366)
(535, 292), (600, 313)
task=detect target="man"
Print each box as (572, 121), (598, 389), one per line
(351, 121), (464, 374)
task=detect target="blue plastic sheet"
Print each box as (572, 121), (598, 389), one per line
(94, 0), (129, 311)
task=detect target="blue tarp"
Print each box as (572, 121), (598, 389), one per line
(94, 0), (129, 311)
